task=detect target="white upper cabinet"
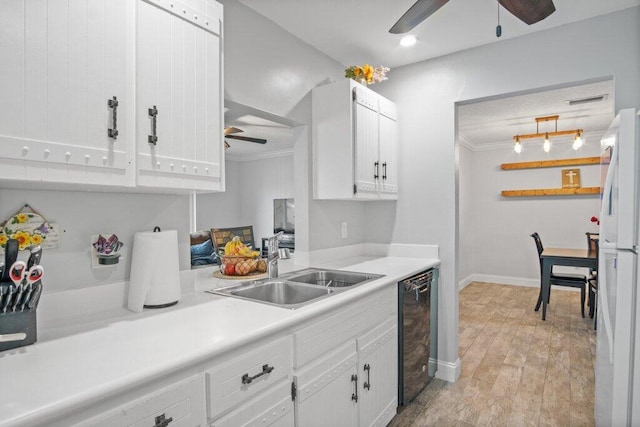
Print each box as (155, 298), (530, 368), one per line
(0, 0), (224, 193)
(136, 0), (224, 192)
(312, 80), (399, 200)
(0, 0), (134, 187)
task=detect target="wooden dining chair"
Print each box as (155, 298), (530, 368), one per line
(531, 232), (588, 317)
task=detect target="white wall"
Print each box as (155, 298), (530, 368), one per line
(373, 7), (640, 376)
(196, 154), (294, 247)
(0, 188), (190, 292)
(457, 143), (474, 284)
(196, 160), (242, 231)
(220, 0), (368, 253)
(238, 154), (295, 244)
(459, 137), (602, 287)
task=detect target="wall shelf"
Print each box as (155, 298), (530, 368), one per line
(501, 156), (600, 170)
(501, 187), (600, 197)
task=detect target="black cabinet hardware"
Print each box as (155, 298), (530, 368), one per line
(351, 374), (358, 402)
(154, 413), (173, 427)
(148, 105), (158, 145)
(374, 161), (379, 180)
(363, 364), (371, 390)
(107, 96), (119, 139)
(242, 364), (274, 384)
(382, 162), (387, 180)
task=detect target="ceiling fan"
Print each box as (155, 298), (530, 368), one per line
(389, 0), (556, 34)
(223, 126), (267, 149)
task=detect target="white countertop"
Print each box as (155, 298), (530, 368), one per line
(0, 256), (439, 426)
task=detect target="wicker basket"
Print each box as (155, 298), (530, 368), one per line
(220, 256), (267, 276)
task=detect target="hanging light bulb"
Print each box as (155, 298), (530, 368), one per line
(573, 131), (584, 150)
(543, 133), (551, 152)
(514, 136), (522, 153)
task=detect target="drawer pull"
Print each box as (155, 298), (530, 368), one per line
(154, 413), (173, 427)
(363, 364), (371, 390)
(242, 364), (274, 384)
(107, 96), (119, 139)
(351, 374), (358, 402)
(148, 105), (158, 145)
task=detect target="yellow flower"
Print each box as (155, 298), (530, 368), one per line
(353, 67), (362, 76)
(12, 231), (32, 250)
(16, 213), (29, 223)
(0, 234), (7, 247)
(30, 234), (44, 246)
(363, 64), (374, 80)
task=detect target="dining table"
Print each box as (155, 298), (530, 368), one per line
(540, 247), (598, 320)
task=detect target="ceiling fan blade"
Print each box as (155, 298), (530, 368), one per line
(389, 0), (450, 34)
(224, 126), (244, 136)
(225, 134), (267, 144)
(224, 140), (230, 149)
(499, 0), (555, 25)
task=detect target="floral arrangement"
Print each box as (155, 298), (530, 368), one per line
(0, 212), (50, 250)
(345, 64), (390, 85)
(591, 216), (600, 226)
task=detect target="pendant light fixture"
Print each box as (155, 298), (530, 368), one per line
(513, 115), (583, 153)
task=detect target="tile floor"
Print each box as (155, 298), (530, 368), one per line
(391, 282), (597, 427)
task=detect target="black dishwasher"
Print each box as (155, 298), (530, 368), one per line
(398, 268), (438, 405)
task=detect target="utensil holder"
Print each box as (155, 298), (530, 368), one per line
(0, 283), (40, 352)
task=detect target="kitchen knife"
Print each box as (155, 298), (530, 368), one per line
(27, 245), (42, 270)
(2, 239), (18, 283)
(27, 282), (42, 310)
(19, 283), (33, 312)
(2, 285), (14, 313)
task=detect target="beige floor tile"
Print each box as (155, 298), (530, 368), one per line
(392, 282), (595, 427)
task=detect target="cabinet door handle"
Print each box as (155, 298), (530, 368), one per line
(351, 374), (358, 402)
(242, 364), (274, 384)
(382, 162), (387, 181)
(154, 413), (173, 427)
(107, 96), (119, 139)
(148, 105), (158, 145)
(374, 161), (379, 180)
(363, 364), (371, 390)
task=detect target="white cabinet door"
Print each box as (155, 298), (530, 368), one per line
(295, 342), (359, 427)
(136, 0), (223, 192)
(353, 88), (379, 199)
(378, 101), (398, 199)
(357, 320), (398, 427)
(0, 0), (133, 187)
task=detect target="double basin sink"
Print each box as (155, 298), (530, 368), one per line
(210, 268), (383, 309)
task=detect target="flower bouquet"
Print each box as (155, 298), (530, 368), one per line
(345, 64), (390, 85)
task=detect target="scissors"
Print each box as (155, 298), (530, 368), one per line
(9, 261), (44, 312)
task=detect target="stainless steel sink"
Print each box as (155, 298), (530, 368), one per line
(210, 279), (334, 309)
(208, 268), (384, 309)
(287, 268), (383, 288)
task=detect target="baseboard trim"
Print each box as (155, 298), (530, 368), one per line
(458, 275), (474, 290)
(434, 357), (461, 383)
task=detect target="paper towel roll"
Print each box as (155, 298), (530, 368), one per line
(127, 229), (181, 313)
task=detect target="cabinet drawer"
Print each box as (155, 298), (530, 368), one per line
(294, 285), (396, 368)
(211, 379), (294, 427)
(356, 317), (396, 355)
(206, 336), (293, 420)
(79, 374), (206, 427)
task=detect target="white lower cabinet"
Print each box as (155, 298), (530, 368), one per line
(293, 285), (398, 427)
(294, 341), (359, 426)
(206, 336), (294, 426)
(357, 319), (398, 427)
(78, 374), (207, 427)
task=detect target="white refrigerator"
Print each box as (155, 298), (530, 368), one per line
(596, 108), (640, 426)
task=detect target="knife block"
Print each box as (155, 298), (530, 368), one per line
(0, 284), (38, 353)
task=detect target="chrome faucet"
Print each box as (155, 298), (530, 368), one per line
(266, 232), (283, 278)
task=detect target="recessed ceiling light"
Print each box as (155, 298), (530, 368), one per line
(400, 35), (417, 47)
